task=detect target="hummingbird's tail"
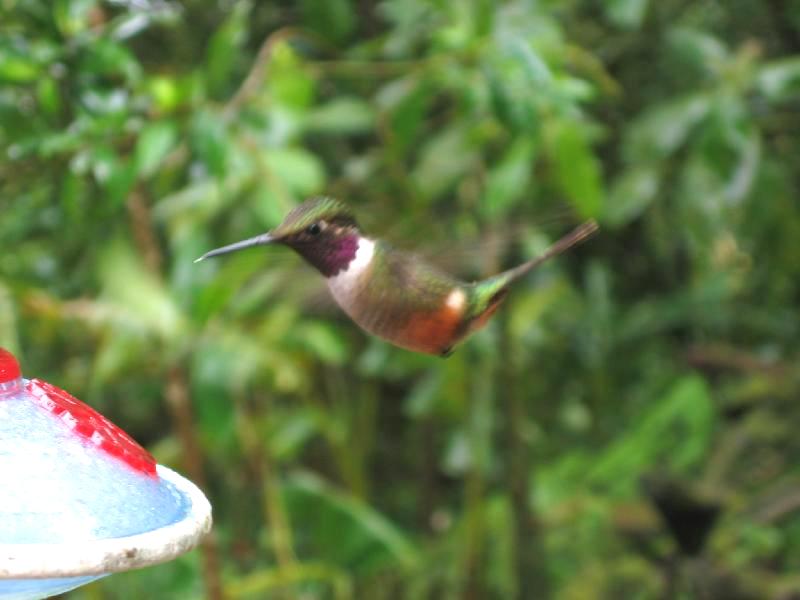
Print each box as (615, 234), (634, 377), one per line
(500, 219), (599, 283)
(465, 219), (598, 330)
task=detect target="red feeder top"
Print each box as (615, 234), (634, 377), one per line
(0, 348), (21, 383)
(0, 348), (157, 477)
(26, 379), (158, 477)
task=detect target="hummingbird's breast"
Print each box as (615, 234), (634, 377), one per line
(326, 239), (471, 355)
(325, 237), (377, 308)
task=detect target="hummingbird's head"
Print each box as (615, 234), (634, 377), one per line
(195, 197), (365, 277)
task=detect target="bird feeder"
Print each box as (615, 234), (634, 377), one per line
(0, 348), (212, 600)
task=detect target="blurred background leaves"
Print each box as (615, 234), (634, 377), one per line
(2, 0), (800, 598)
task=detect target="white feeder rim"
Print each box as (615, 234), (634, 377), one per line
(0, 465), (212, 578)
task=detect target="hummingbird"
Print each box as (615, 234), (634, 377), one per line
(195, 197), (598, 356)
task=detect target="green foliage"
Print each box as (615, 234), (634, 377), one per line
(2, 0), (800, 598)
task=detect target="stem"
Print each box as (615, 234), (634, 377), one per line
(126, 186), (162, 273)
(166, 368), (226, 600)
(127, 187), (225, 600)
(417, 419), (438, 529)
(460, 347), (492, 599)
(461, 467), (486, 600)
(235, 391), (297, 569)
(223, 27), (315, 118)
(498, 309), (550, 599)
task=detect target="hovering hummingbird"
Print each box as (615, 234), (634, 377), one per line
(195, 198), (598, 356)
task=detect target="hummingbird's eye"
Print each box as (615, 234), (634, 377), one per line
(306, 223), (322, 236)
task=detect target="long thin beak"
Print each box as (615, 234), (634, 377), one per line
(194, 233), (275, 263)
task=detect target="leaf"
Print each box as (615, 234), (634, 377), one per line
(757, 57), (800, 101)
(0, 282), (19, 352)
(154, 180), (220, 221)
(110, 13), (151, 41)
(80, 38), (142, 83)
(110, 3), (179, 40)
(403, 369), (443, 417)
(269, 41), (316, 109)
(625, 93), (711, 161)
(485, 67), (538, 133)
(91, 330), (148, 386)
(81, 88), (130, 116)
(98, 240), (186, 343)
(304, 97), (375, 134)
(191, 111), (229, 178)
(507, 36), (552, 86)
(190, 348), (238, 448)
(36, 77), (61, 116)
(227, 563), (352, 598)
(147, 74), (197, 113)
(668, 27), (728, 74)
(588, 375), (715, 494)
(508, 277), (571, 345)
(205, 0), (251, 97)
(604, 0), (650, 28)
(0, 51), (41, 83)
(412, 125), (476, 200)
(291, 321), (349, 364)
(482, 137), (536, 220)
(548, 120), (603, 218)
(284, 472), (418, 572)
(299, 0), (355, 42)
(54, 0), (97, 37)
(135, 121), (178, 178)
(263, 147), (326, 196)
(604, 165), (660, 226)
(377, 76), (432, 156)
(268, 408), (321, 461)
(88, 145), (135, 206)
(723, 127), (760, 205)
(442, 429), (471, 475)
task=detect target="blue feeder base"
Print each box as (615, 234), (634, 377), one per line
(0, 575), (106, 600)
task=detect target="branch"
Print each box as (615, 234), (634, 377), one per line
(223, 27), (310, 118)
